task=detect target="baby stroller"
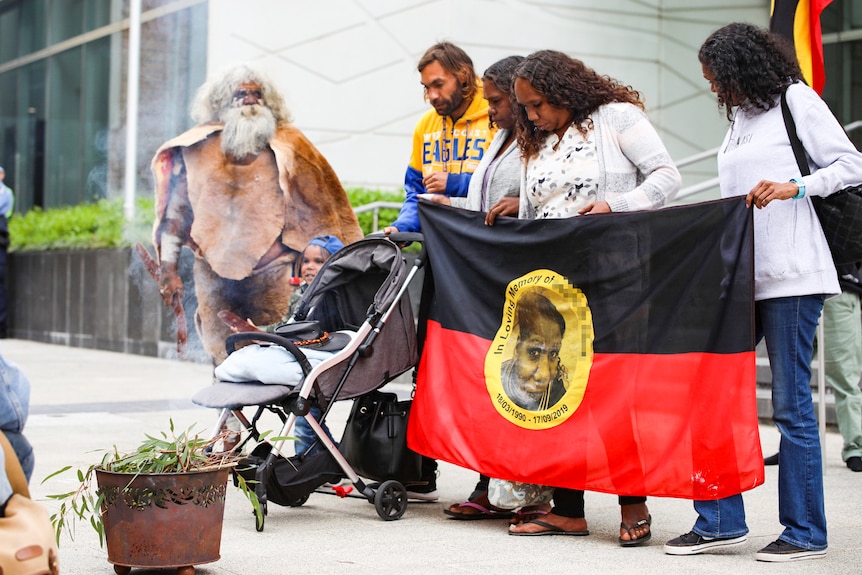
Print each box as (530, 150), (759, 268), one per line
(192, 233), (424, 531)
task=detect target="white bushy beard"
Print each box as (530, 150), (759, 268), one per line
(220, 104), (277, 159)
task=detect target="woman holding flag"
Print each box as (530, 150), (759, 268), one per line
(507, 50), (680, 545)
(665, 22), (862, 562)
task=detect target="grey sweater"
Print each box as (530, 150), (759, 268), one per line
(451, 129), (520, 211)
(718, 82), (861, 300)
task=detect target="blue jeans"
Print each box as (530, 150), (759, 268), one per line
(694, 295), (827, 550)
(3, 431), (34, 481)
(294, 406), (337, 456)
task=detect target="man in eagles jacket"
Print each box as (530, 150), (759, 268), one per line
(385, 42), (494, 233)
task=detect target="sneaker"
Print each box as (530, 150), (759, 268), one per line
(763, 452), (779, 466)
(847, 456), (862, 472)
(755, 540), (826, 562)
(405, 480), (439, 502)
(664, 531), (747, 555)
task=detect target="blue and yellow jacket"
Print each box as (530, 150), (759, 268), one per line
(391, 86), (494, 232)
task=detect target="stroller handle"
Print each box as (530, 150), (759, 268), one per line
(383, 232), (426, 269)
(385, 231), (423, 245)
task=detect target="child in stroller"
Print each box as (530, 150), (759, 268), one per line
(193, 233), (424, 530)
(223, 235), (345, 457)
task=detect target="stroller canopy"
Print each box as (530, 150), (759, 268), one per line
(294, 237), (418, 401)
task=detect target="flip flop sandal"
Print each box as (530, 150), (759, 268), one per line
(619, 514), (652, 547)
(443, 501), (515, 520)
(509, 518), (590, 536)
(509, 504), (551, 525)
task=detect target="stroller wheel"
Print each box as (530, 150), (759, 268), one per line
(373, 480), (408, 521)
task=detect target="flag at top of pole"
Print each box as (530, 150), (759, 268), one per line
(770, 0), (834, 94)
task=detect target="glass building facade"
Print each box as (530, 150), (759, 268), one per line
(0, 0), (206, 213)
(822, 0), (862, 149)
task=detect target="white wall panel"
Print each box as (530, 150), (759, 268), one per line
(203, 0), (769, 198)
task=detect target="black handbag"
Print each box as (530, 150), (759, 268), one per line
(339, 390), (422, 483)
(781, 91), (862, 265)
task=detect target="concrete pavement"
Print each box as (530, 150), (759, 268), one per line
(5, 338), (859, 575)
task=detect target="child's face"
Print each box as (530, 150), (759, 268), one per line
(300, 245), (329, 284)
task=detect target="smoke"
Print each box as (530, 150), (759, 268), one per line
(86, 129), (109, 201)
(128, 244), (208, 363)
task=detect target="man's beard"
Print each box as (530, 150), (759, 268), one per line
(220, 104), (277, 158)
(432, 89), (465, 118)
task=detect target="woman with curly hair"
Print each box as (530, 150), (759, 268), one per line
(665, 22), (862, 562)
(512, 50), (680, 219)
(507, 50), (680, 546)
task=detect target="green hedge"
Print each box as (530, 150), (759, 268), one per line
(9, 188), (405, 252)
(347, 188), (403, 236)
(9, 198), (155, 252)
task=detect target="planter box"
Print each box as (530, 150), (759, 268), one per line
(6, 247), (424, 363)
(96, 468), (229, 574)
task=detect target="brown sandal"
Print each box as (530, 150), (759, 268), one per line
(444, 500), (515, 520)
(444, 492), (514, 520)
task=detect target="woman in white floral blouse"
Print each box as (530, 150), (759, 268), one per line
(508, 50), (681, 545)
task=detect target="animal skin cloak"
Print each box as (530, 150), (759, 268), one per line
(151, 122), (363, 361)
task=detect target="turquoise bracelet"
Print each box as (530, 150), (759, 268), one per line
(790, 178), (806, 200)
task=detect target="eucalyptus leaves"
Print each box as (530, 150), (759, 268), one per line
(42, 419), (260, 546)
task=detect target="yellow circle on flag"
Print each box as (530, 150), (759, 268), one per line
(484, 270), (593, 430)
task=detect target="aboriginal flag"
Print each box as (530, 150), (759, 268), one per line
(408, 197), (761, 500)
(770, 0), (834, 94)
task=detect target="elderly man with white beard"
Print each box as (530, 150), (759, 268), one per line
(151, 65), (363, 363)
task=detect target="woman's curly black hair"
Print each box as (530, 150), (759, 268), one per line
(512, 50), (644, 160)
(698, 22), (803, 121)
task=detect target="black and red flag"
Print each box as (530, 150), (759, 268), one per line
(770, 0), (834, 94)
(408, 197), (762, 499)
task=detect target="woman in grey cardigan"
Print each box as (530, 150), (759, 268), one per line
(424, 56), (528, 521)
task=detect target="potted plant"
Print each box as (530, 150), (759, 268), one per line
(44, 420), (260, 575)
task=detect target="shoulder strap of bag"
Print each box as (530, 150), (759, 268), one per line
(1, 431), (30, 498)
(780, 91), (811, 177)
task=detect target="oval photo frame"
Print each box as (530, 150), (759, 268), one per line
(484, 269), (594, 430)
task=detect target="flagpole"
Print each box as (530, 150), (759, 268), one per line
(123, 0), (142, 222)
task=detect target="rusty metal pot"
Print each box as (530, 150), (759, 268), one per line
(95, 468), (229, 575)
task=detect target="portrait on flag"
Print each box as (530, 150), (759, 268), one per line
(485, 272), (592, 428)
(409, 196), (760, 500)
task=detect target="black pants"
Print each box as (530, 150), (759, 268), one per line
(553, 488), (646, 519)
(420, 455), (437, 483)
